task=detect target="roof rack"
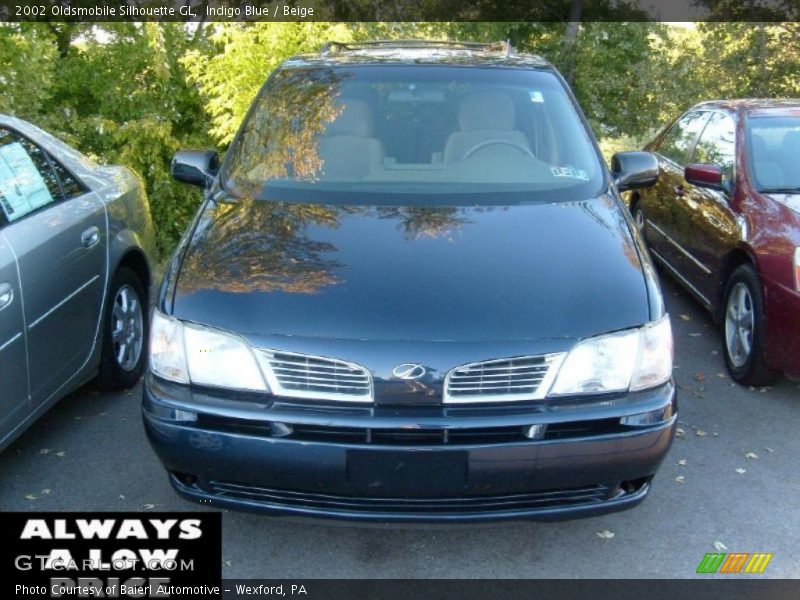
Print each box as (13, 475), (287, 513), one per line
(319, 39), (515, 57)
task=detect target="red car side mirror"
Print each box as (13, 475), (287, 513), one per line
(684, 163), (724, 190)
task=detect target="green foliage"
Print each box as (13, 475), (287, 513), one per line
(0, 25), (57, 117)
(1, 21), (799, 256)
(182, 23), (353, 145)
(1, 23), (213, 255)
(697, 23), (800, 99)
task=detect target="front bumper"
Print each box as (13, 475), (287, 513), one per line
(143, 374), (677, 523)
(764, 277), (800, 379)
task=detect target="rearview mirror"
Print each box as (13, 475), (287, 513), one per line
(684, 163), (724, 190)
(611, 151), (659, 193)
(171, 150), (219, 187)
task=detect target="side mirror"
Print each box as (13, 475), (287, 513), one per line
(171, 150), (219, 187)
(684, 163), (724, 190)
(611, 151), (660, 193)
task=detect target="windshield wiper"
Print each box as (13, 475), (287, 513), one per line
(759, 187), (800, 194)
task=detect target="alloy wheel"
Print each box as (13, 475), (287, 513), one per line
(725, 282), (754, 368)
(111, 284), (144, 371)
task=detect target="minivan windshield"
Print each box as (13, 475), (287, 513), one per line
(223, 65), (605, 205)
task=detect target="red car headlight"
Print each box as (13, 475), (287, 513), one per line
(795, 248), (800, 292)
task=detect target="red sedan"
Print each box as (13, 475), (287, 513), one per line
(628, 99), (800, 385)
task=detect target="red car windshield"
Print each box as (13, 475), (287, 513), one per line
(747, 115), (800, 193)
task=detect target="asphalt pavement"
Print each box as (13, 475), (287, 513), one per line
(1, 276), (798, 579)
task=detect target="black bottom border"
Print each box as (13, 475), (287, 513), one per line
(220, 579), (799, 600)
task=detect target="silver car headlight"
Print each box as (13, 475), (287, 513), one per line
(149, 310), (268, 392)
(549, 315), (673, 395)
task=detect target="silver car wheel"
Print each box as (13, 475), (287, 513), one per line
(725, 282), (754, 368)
(111, 284), (143, 371)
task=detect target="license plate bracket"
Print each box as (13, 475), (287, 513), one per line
(347, 449), (468, 497)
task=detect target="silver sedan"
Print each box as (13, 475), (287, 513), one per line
(0, 115), (156, 451)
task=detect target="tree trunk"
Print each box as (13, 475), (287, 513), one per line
(46, 23), (74, 59)
(755, 24), (768, 97)
(563, 0), (582, 86)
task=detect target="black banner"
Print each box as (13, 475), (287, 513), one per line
(218, 579), (800, 600)
(0, 0), (799, 23)
(1, 512), (222, 599)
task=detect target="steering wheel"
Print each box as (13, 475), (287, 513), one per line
(463, 139), (535, 160)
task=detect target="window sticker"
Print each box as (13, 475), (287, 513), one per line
(0, 142), (54, 222)
(529, 91), (545, 103)
(551, 165), (590, 181)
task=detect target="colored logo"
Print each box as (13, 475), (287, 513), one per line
(696, 552), (773, 574)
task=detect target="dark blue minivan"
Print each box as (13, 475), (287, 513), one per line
(144, 40), (675, 522)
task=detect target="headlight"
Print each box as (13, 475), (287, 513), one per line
(549, 315), (672, 395)
(150, 311), (189, 384)
(149, 310), (268, 392)
(630, 316), (673, 391)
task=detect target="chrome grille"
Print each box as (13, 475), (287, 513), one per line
(257, 350), (372, 402)
(444, 353), (565, 403)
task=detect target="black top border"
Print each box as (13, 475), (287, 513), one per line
(1, 0), (799, 22)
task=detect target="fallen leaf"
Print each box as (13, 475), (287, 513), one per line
(675, 476), (685, 483)
(712, 432), (719, 437)
(689, 332), (703, 337)
(55, 451), (66, 458)
(39, 449), (52, 455)
(675, 427), (686, 438)
(24, 494), (37, 500)
(119, 495), (126, 500)
(745, 452), (759, 460)
(597, 530), (615, 540)
(694, 372), (706, 382)
(143, 504), (155, 510)
(223, 560), (232, 567)
(711, 350), (719, 355)
(695, 430), (708, 437)
(717, 373), (726, 378)
(677, 459), (687, 466)
(713, 541), (728, 552)
(679, 314), (691, 321)
(764, 447), (774, 453)
(41, 489), (51, 495)
(735, 468), (746, 474)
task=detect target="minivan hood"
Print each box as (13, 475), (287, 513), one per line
(170, 195), (650, 343)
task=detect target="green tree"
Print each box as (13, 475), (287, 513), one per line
(182, 23), (353, 145)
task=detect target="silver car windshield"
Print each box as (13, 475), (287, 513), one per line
(223, 65), (605, 204)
